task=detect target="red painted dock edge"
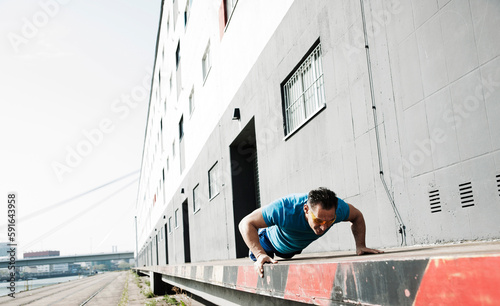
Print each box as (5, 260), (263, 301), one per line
(236, 265), (259, 293)
(414, 256), (500, 306)
(283, 263), (337, 305)
(147, 254), (500, 305)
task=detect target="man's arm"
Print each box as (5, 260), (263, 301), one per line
(238, 208), (277, 277)
(346, 204), (384, 255)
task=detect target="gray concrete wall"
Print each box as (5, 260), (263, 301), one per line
(367, 0), (500, 244)
(138, 0), (500, 265)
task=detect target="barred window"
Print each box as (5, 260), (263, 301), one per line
(282, 42), (325, 137)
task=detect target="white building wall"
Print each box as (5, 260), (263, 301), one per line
(370, 0), (500, 245)
(137, 0), (295, 251)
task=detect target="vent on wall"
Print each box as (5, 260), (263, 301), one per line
(497, 174), (500, 197)
(429, 190), (441, 213)
(459, 182), (474, 208)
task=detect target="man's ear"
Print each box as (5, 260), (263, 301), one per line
(303, 204), (308, 213)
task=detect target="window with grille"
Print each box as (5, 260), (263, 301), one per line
(208, 162), (219, 199)
(281, 41), (326, 137)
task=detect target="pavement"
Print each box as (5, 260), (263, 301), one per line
(0, 272), (125, 305)
(0, 270), (204, 306)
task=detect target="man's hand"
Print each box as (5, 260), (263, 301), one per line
(347, 204), (384, 256)
(239, 208), (276, 277)
(356, 246), (384, 255)
(254, 254), (278, 278)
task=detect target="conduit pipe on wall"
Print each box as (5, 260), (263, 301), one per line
(359, 0), (407, 245)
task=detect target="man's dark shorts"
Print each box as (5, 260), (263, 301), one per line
(249, 228), (302, 261)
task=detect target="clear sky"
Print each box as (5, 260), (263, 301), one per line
(0, 0), (161, 256)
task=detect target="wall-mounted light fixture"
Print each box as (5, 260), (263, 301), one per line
(181, 188), (185, 194)
(232, 108), (241, 120)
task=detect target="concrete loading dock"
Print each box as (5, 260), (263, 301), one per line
(136, 241), (500, 305)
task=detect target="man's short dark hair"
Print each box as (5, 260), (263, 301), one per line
(308, 187), (338, 210)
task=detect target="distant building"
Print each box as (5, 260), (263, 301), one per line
(0, 242), (11, 260)
(36, 265), (50, 273)
(23, 250), (61, 273)
(23, 251), (60, 258)
(69, 264), (82, 273)
(23, 266), (38, 273)
(52, 263), (69, 273)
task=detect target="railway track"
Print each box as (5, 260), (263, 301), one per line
(0, 271), (126, 306)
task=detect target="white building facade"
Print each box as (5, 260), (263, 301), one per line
(136, 0), (500, 266)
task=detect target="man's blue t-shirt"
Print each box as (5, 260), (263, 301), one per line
(261, 193), (350, 254)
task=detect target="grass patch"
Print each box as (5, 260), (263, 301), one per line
(142, 288), (155, 298)
(132, 272), (191, 305)
(132, 271), (143, 289)
(145, 299), (158, 306)
(163, 296), (187, 305)
(162, 287), (189, 306)
(117, 272), (130, 306)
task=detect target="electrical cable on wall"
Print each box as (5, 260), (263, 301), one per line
(360, 0), (407, 246)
